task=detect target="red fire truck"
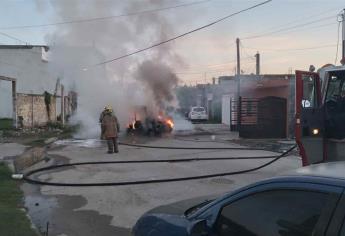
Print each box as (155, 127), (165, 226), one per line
(295, 64), (345, 166)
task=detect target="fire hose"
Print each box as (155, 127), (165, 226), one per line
(173, 137), (233, 144)
(118, 142), (265, 150)
(22, 145), (297, 187)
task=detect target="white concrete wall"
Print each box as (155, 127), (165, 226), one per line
(0, 80), (12, 118)
(222, 94), (231, 125)
(0, 46), (57, 118)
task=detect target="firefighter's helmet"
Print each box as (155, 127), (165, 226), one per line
(104, 105), (113, 113)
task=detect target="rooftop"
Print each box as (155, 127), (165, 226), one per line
(0, 45), (49, 51)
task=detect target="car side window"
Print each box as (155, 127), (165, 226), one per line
(215, 190), (329, 236)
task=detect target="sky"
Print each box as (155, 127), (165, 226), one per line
(0, 0), (344, 84)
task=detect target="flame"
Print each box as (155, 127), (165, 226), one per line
(128, 120), (136, 130)
(166, 119), (174, 129)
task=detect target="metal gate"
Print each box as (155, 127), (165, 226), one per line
(231, 96), (287, 138)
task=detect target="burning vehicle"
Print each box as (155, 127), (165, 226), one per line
(127, 106), (174, 136)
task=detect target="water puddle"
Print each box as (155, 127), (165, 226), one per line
(24, 195), (58, 233)
(54, 139), (104, 148)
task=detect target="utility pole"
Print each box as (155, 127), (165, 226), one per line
(236, 38), (241, 98)
(61, 85), (65, 126)
(236, 38), (241, 75)
(31, 90), (34, 127)
(236, 38), (241, 131)
(255, 52), (260, 75)
(341, 8), (345, 65)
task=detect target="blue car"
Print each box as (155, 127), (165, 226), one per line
(133, 162), (345, 236)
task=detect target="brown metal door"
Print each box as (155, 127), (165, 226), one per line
(257, 96), (287, 138)
(238, 97), (287, 139)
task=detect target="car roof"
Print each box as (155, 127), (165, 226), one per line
(281, 162), (345, 181)
(216, 163), (345, 206)
(187, 162), (345, 219)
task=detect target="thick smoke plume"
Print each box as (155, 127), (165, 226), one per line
(136, 60), (179, 109)
(35, 0), (188, 138)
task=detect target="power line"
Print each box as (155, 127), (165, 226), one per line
(241, 21), (337, 41)
(253, 6), (342, 33)
(175, 56), (255, 73)
(176, 59), (256, 74)
(240, 42), (255, 59)
(174, 43), (238, 70)
(199, 61), (235, 68)
(0, 31), (29, 45)
(176, 70), (229, 75)
(181, 55), (253, 70)
(91, 0), (272, 67)
(242, 44), (337, 52)
(277, 22), (338, 35)
(0, 0), (211, 30)
(237, 6), (342, 43)
(242, 15), (337, 40)
(176, 67), (240, 75)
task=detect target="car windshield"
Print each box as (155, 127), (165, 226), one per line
(193, 108), (205, 112)
(184, 199), (214, 217)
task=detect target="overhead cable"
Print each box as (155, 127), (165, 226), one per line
(242, 44), (337, 52)
(0, 0), (211, 30)
(90, 0), (272, 67)
(242, 15), (337, 40)
(0, 31), (29, 45)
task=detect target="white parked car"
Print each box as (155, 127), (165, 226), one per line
(188, 106), (208, 121)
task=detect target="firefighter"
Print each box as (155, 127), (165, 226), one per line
(101, 106), (120, 154)
(99, 106), (109, 140)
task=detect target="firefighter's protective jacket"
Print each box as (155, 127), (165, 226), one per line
(102, 113), (119, 138)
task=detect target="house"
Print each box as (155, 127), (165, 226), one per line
(221, 74), (295, 138)
(0, 45), (75, 128)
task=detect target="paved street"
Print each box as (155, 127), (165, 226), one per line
(0, 142), (27, 162)
(17, 129), (301, 236)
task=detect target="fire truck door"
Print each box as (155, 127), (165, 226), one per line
(295, 71), (324, 166)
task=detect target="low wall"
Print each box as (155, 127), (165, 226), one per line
(17, 93), (56, 127)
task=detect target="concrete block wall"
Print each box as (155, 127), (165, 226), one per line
(17, 93), (56, 127)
